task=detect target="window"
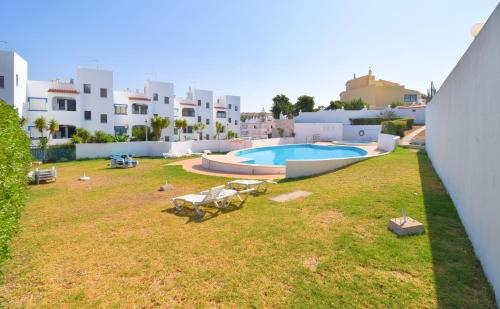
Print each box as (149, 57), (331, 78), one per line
(100, 114), (107, 123)
(197, 100), (201, 106)
(83, 84), (91, 94)
(235, 105), (238, 111)
(216, 111), (227, 118)
(205, 134), (210, 140)
(84, 111), (91, 120)
(153, 93), (158, 101)
(183, 126), (193, 134)
(114, 105), (127, 115)
(404, 94), (417, 103)
(164, 136), (170, 142)
(229, 104), (232, 109)
(174, 128), (178, 135)
(0, 76), (4, 88)
(164, 96), (169, 104)
(52, 125), (76, 139)
(235, 120), (238, 125)
(206, 118), (210, 125)
(114, 126), (127, 135)
(182, 108), (195, 117)
(16, 74), (18, 87)
(100, 88), (107, 98)
(198, 116), (202, 122)
(132, 104), (148, 114)
(53, 99), (76, 111)
(229, 117), (232, 123)
(206, 102), (210, 108)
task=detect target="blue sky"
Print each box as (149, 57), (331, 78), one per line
(2, 0), (498, 111)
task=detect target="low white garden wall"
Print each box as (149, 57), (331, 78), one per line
(285, 156), (367, 178)
(342, 125), (381, 142)
(75, 138), (295, 159)
(294, 123), (343, 143)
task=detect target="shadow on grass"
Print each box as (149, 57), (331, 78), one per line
(162, 202), (245, 224)
(417, 150), (497, 308)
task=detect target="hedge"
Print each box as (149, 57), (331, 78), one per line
(0, 100), (31, 268)
(381, 120), (407, 137)
(350, 117), (398, 125)
(400, 117), (415, 130)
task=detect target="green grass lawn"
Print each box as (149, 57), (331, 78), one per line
(0, 148), (496, 308)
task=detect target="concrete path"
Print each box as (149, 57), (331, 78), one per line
(400, 126), (426, 145)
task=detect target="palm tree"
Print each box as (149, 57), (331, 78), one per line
(34, 116), (47, 138)
(227, 130), (236, 140)
(48, 119), (59, 140)
(174, 119), (187, 141)
(215, 121), (225, 140)
(193, 122), (205, 140)
(150, 116), (170, 141)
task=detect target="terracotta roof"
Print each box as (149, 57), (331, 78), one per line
(48, 89), (80, 94)
(128, 97), (151, 101)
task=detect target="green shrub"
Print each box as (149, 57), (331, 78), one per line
(351, 118), (384, 125)
(75, 128), (91, 143)
(114, 134), (129, 142)
(93, 130), (114, 143)
(381, 120), (406, 137)
(0, 100), (31, 267)
(400, 117), (415, 130)
(343, 98), (369, 110)
(390, 101), (403, 109)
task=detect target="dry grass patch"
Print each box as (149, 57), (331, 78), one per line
(0, 150), (496, 308)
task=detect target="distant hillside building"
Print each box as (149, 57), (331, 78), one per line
(339, 68), (423, 109)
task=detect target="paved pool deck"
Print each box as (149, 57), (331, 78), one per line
(168, 143), (384, 179)
(167, 158), (285, 180)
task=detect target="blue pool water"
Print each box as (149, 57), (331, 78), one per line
(235, 144), (368, 166)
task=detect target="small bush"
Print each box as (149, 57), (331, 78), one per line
(0, 100), (31, 267)
(381, 120), (406, 137)
(390, 101), (403, 109)
(400, 117), (415, 130)
(93, 130), (114, 143)
(351, 118), (384, 125)
(343, 98), (369, 110)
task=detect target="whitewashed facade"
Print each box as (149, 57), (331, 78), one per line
(0, 50), (240, 144)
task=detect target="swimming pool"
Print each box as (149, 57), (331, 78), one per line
(234, 144), (368, 166)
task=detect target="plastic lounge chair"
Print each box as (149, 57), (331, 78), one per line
(187, 149), (203, 156)
(200, 187), (256, 206)
(31, 167), (57, 184)
(162, 152), (181, 158)
(172, 185), (225, 216)
(226, 179), (277, 193)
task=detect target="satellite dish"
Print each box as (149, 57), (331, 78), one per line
(470, 22), (485, 38)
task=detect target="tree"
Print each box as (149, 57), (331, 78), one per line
(19, 117), (27, 127)
(271, 94), (293, 119)
(227, 130), (236, 139)
(71, 128), (91, 144)
(193, 122), (205, 140)
(93, 130), (114, 143)
(150, 116), (170, 141)
(390, 101), (403, 109)
(33, 116), (47, 138)
(325, 100), (344, 110)
(343, 98), (369, 110)
(215, 121), (225, 140)
(48, 119), (59, 140)
(174, 119), (187, 141)
(293, 95), (315, 115)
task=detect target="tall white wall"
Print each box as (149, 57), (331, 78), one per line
(426, 3), (500, 304)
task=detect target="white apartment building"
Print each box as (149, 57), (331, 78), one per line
(240, 112), (274, 139)
(0, 50), (240, 143)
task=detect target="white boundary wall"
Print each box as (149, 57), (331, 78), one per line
(295, 107), (425, 125)
(426, 3), (500, 304)
(75, 138), (294, 159)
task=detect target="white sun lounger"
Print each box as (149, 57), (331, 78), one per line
(200, 187), (255, 206)
(187, 149), (203, 156)
(162, 151), (181, 158)
(172, 185), (226, 216)
(226, 179), (277, 193)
